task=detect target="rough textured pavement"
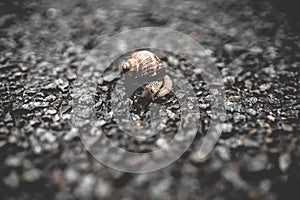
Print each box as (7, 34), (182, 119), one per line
(0, 0), (299, 199)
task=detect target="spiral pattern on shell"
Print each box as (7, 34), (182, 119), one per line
(122, 50), (172, 99)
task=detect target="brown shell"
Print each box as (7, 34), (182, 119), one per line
(122, 50), (164, 81)
(122, 50), (172, 99)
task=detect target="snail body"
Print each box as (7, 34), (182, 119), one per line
(122, 50), (172, 100)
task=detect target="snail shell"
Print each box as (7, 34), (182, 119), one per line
(122, 50), (172, 99)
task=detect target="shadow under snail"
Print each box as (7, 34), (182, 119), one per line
(121, 50), (172, 100)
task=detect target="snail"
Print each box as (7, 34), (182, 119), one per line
(121, 50), (172, 100)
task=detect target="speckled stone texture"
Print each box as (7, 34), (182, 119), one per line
(0, 0), (299, 199)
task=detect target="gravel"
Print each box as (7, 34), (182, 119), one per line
(0, 0), (299, 199)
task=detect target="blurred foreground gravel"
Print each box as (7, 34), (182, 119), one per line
(0, 0), (299, 199)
